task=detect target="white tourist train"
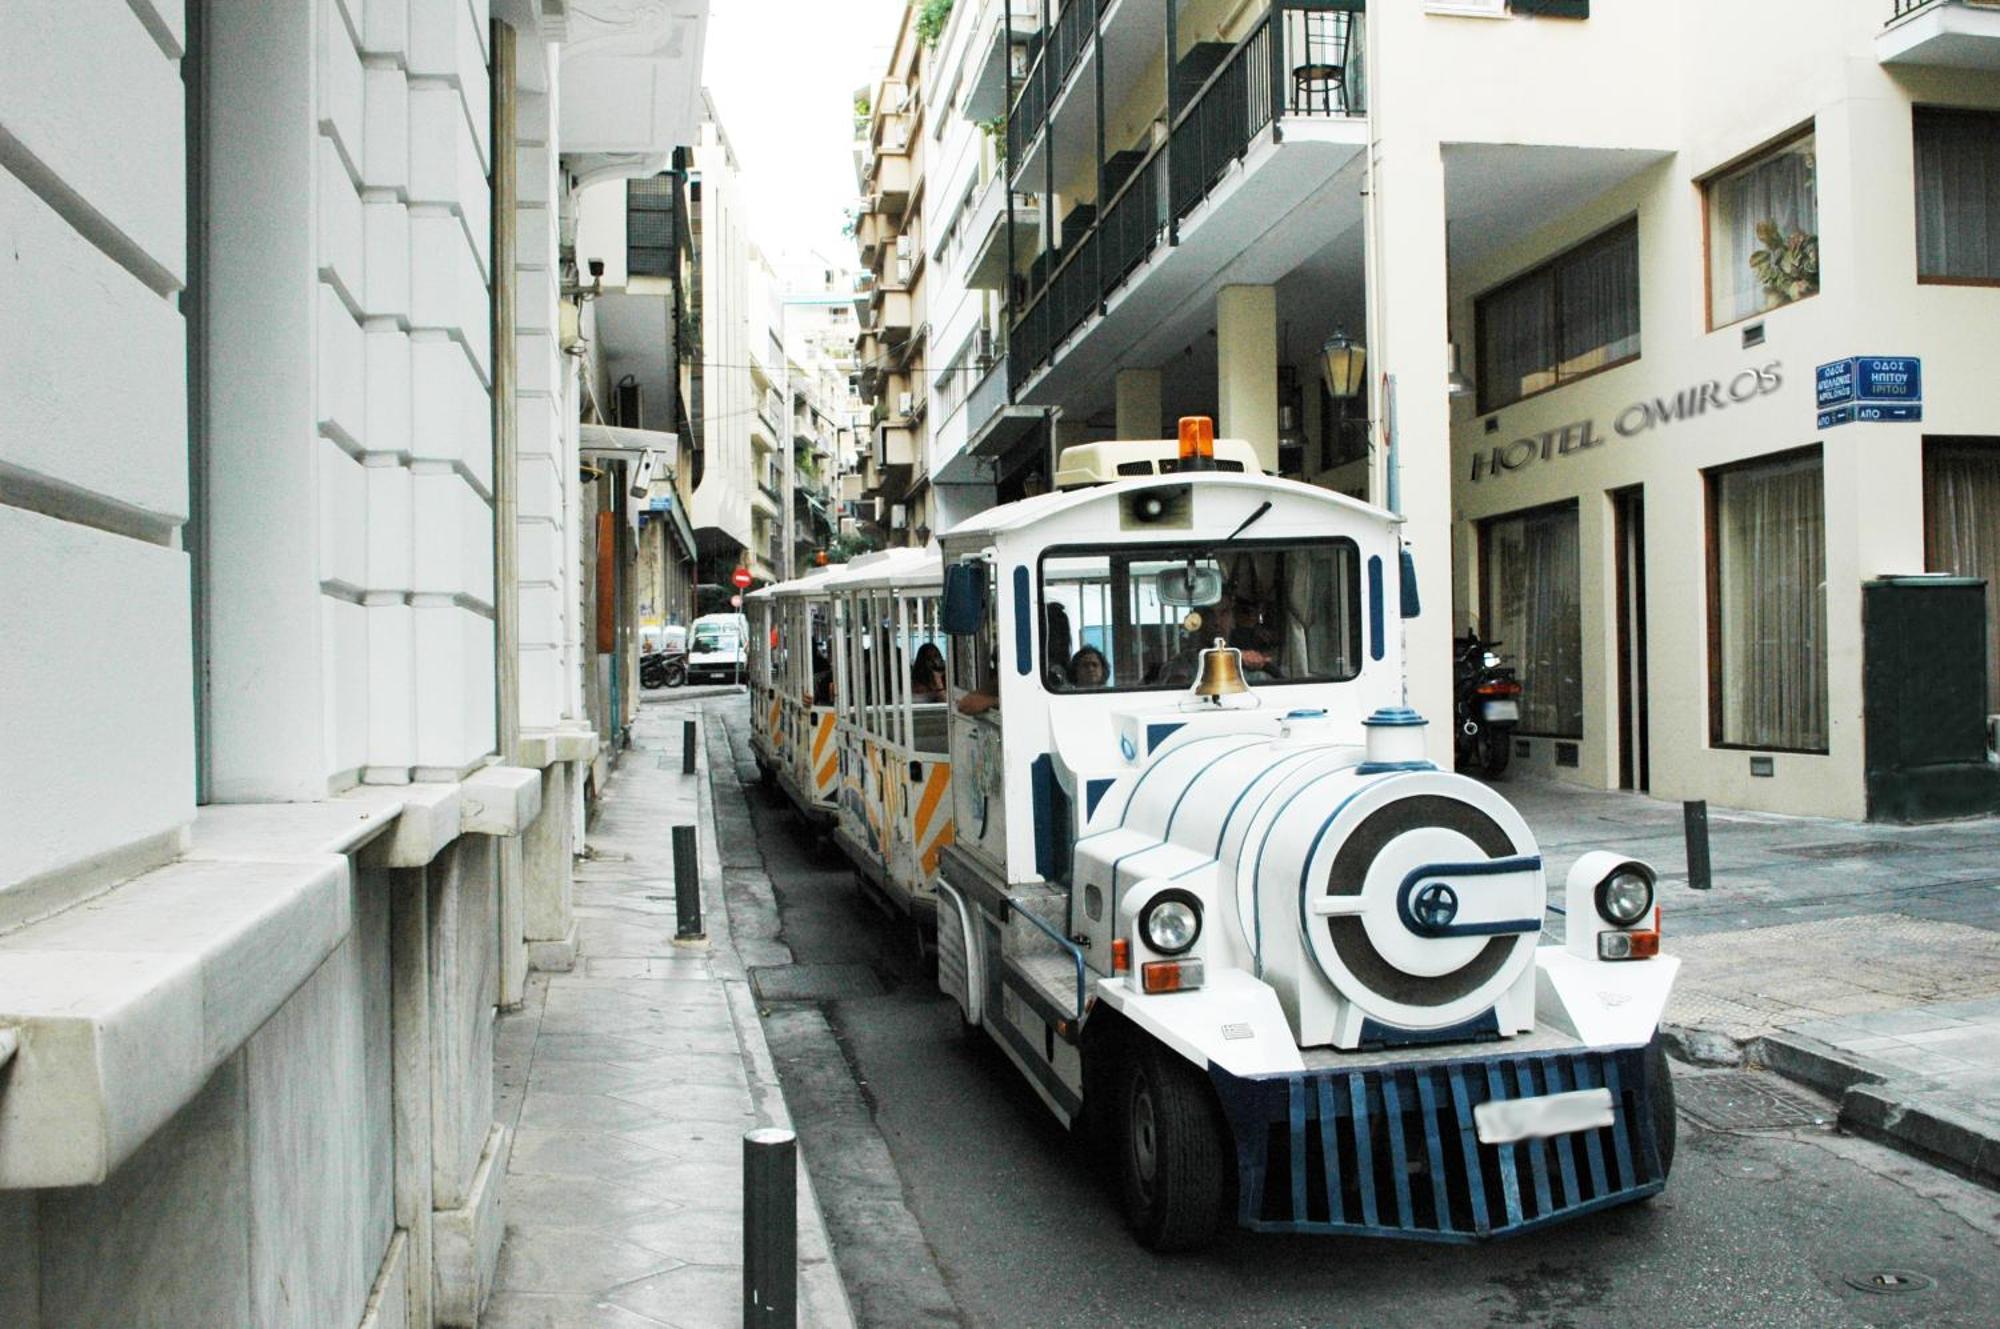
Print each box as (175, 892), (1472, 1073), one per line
(747, 421), (1680, 1251)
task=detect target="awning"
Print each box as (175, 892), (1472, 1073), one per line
(967, 404), (1045, 464)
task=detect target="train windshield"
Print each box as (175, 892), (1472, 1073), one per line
(1039, 539), (1363, 693)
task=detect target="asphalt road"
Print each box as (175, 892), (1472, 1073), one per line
(715, 702), (2000, 1329)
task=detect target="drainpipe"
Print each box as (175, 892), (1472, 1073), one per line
(492, 21), (521, 766)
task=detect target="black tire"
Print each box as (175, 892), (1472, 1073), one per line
(1647, 1035), (1677, 1180)
(1116, 1043), (1230, 1252)
(1478, 728), (1512, 779)
(664, 663), (686, 688)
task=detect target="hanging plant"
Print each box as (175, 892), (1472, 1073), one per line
(917, 0), (955, 46)
(980, 114), (1007, 163)
(1749, 219), (1820, 309)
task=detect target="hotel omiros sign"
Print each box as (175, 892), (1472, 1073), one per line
(1467, 361), (1785, 483)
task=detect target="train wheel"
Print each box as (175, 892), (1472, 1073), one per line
(1116, 1043), (1228, 1252)
(1647, 1035), (1678, 1180)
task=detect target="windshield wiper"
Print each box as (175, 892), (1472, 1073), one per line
(1219, 500), (1273, 545)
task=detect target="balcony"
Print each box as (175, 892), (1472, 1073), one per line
(873, 152), (914, 215)
(857, 209), (889, 267)
(1880, 0), (2000, 68)
(966, 0), (1042, 122)
(870, 281), (915, 345)
(962, 174), (1044, 291)
(876, 420), (920, 471)
(1009, 4), (1367, 397)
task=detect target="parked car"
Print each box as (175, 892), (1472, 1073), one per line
(685, 613), (748, 686)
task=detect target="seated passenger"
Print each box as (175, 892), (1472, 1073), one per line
(1044, 603), (1074, 688)
(1068, 646), (1109, 689)
(911, 643), (947, 703)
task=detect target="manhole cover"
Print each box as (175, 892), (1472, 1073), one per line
(750, 963), (884, 1002)
(1773, 840), (1913, 861)
(1677, 1071), (1832, 1131)
(1843, 1270), (1935, 1295)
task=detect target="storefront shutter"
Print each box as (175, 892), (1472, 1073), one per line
(1511, 0), (1590, 17)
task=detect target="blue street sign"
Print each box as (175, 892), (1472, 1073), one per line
(1856, 403), (1922, 424)
(1819, 404), (1856, 430)
(1856, 357), (1921, 402)
(1816, 360), (1857, 409)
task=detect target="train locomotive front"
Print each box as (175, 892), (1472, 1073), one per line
(918, 438), (1681, 1251)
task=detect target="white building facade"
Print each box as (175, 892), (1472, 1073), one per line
(0, 1), (706, 1325)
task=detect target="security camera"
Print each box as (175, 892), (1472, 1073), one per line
(629, 448), (660, 500)
(588, 258), (605, 278)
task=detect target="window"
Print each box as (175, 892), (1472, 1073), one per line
(948, 565), (1001, 717)
(1925, 439), (2000, 714)
(627, 175), (677, 278)
(1038, 540), (1362, 694)
(1707, 449), (1827, 752)
(1706, 130), (1819, 329)
(1480, 503), (1582, 738)
(1916, 109), (2000, 284)
(1476, 220), (1639, 414)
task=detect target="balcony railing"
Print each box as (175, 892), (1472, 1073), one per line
(1008, 5), (1362, 393)
(1892, 0), (1940, 17)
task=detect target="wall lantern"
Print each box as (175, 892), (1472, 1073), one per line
(1321, 330), (1367, 400)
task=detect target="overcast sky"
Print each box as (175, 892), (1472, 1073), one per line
(703, 0), (908, 276)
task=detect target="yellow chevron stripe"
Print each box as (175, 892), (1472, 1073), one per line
(812, 711), (833, 761)
(920, 821), (956, 877)
(816, 754), (839, 791)
(912, 763), (950, 842)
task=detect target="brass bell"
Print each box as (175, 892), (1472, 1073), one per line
(1192, 637), (1248, 701)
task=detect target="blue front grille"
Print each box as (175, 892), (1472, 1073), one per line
(1209, 1045), (1664, 1241)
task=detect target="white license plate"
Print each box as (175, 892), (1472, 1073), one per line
(1482, 699), (1520, 723)
(1473, 1087), (1614, 1144)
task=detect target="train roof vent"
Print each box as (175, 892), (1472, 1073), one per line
(1053, 438), (1265, 490)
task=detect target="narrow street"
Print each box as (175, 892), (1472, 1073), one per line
(707, 696), (2000, 1329)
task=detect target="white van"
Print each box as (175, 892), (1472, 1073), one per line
(686, 612), (748, 686)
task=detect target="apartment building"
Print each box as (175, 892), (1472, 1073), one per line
(0, 2), (706, 1325)
(854, 3), (933, 545)
(961, 0), (1999, 822)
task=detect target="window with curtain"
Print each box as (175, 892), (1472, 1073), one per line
(1706, 131), (1819, 329)
(1482, 503), (1582, 737)
(1476, 220), (1639, 414)
(1925, 439), (2000, 715)
(1916, 109), (2000, 283)
(1709, 451), (1827, 751)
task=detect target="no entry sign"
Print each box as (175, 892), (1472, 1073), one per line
(732, 566), (753, 589)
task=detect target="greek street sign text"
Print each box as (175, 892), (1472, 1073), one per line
(1469, 361), (1784, 483)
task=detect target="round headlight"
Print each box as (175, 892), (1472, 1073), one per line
(1139, 891), (1202, 956)
(1595, 870), (1654, 928)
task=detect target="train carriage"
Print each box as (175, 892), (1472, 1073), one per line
(747, 565), (845, 821)
(824, 548), (956, 929)
(753, 421), (1680, 1252)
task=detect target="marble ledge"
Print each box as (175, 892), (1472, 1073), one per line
(518, 724), (599, 769)
(460, 765), (542, 837)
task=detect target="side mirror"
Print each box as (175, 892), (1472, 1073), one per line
(941, 561), (987, 635)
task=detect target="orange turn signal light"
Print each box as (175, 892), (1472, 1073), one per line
(1177, 415), (1215, 462)
(1141, 958), (1204, 993)
(1110, 937), (1130, 975)
(1628, 930), (1660, 959)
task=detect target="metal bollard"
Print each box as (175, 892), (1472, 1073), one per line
(743, 1128), (797, 1329)
(683, 718), (698, 775)
(672, 824), (705, 940)
(1683, 800), (1712, 891)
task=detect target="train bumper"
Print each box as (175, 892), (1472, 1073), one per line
(1208, 1043), (1665, 1241)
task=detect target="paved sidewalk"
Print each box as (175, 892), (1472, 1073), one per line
(1505, 774), (2000, 1188)
(486, 703), (854, 1328)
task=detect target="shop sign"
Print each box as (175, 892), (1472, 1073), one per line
(1816, 356), (1921, 430)
(1468, 361), (1784, 483)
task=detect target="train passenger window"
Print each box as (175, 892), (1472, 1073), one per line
(1039, 539), (1363, 693)
(949, 562), (1001, 717)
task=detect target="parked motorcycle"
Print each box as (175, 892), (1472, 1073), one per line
(1454, 632), (1522, 778)
(640, 649), (686, 690)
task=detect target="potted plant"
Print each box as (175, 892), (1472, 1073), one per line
(1750, 219), (1819, 310)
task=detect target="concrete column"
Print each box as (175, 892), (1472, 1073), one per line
(389, 867), (434, 1329)
(1367, 141), (1454, 766)
(523, 759), (577, 971)
(1114, 367), (1162, 440)
(1216, 285), (1278, 473)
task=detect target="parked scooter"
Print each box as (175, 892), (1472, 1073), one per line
(1454, 632), (1522, 778)
(640, 649), (686, 690)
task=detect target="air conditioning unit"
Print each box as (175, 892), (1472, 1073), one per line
(895, 234), (914, 260)
(973, 329), (995, 365)
(897, 391), (915, 416)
